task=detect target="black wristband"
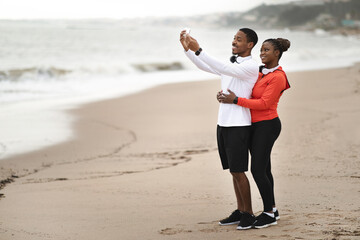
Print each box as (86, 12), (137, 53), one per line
(195, 48), (202, 56)
(233, 97), (238, 104)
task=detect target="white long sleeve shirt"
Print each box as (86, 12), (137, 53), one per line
(185, 49), (258, 127)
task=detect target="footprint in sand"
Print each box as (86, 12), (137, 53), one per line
(159, 227), (192, 235)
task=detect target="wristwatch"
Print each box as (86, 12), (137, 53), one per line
(195, 48), (202, 56)
(233, 97), (238, 104)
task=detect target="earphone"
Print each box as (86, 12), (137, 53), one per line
(230, 55), (239, 63)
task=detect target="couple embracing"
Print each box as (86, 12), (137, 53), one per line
(180, 27), (290, 230)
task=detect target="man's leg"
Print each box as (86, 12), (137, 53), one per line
(217, 125), (255, 227)
(233, 177), (243, 211)
(232, 172), (253, 215)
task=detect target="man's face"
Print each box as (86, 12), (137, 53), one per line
(232, 31), (251, 56)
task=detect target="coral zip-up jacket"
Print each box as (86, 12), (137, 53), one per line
(237, 66), (290, 123)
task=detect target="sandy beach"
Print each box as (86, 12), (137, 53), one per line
(0, 64), (359, 240)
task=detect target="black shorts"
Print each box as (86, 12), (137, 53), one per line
(217, 125), (251, 172)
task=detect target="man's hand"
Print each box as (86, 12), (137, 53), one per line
(180, 30), (201, 52)
(217, 89), (237, 104)
(186, 35), (200, 52)
(180, 30), (190, 51)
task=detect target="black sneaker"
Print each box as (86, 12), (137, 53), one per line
(274, 210), (280, 220)
(253, 212), (277, 229)
(256, 210), (280, 221)
(236, 212), (256, 230)
(219, 210), (242, 226)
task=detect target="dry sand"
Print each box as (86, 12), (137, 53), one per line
(0, 64), (359, 240)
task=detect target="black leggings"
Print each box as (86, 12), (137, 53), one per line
(250, 117), (281, 212)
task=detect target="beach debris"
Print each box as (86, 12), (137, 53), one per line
(54, 178), (68, 181)
(0, 177), (15, 189)
(0, 175), (18, 200)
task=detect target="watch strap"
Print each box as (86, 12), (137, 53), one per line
(233, 97), (238, 104)
(195, 48), (202, 56)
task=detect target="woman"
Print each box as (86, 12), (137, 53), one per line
(218, 38), (291, 229)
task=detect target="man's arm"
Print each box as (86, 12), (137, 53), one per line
(184, 50), (221, 75)
(180, 30), (220, 75)
(186, 35), (257, 79)
(198, 51), (257, 79)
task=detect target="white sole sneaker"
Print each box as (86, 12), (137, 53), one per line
(236, 225), (252, 230)
(254, 221), (277, 229)
(218, 221), (240, 226)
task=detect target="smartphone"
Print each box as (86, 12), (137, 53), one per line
(183, 28), (191, 37)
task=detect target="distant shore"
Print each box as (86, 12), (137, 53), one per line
(330, 27), (360, 37)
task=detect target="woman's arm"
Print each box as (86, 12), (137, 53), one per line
(218, 76), (286, 110)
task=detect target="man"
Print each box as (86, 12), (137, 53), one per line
(179, 28), (258, 230)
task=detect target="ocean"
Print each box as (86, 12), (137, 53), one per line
(1, 19), (360, 159)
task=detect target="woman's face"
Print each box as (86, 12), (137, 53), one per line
(260, 41), (279, 65)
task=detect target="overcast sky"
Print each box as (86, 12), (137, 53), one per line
(0, 0), (298, 19)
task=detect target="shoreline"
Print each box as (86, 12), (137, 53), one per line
(1, 60), (360, 163)
(0, 65), (359, 239)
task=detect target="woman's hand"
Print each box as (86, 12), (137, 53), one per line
(217, 89), (237, 104)
(216, 90), (223, 103)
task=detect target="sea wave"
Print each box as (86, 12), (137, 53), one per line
(0, 67), (71, 82)
(132, 61), (183, 72)
(0, 61), (185, 82)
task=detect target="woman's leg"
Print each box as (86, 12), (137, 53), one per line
(250, 118), (281, 212)
(266, 159), (275, 207)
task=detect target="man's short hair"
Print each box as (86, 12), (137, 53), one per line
(239, 28), (258, 47)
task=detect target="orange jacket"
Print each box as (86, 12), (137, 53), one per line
(237, 66), (290, 123)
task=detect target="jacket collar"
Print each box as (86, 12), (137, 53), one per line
(262, 65), (280, 75)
